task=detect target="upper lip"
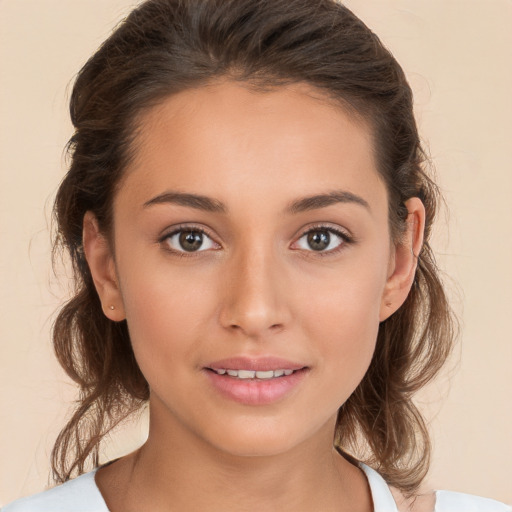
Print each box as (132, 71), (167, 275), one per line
(205, 356), (307, 372)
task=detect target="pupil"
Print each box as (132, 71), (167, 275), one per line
(179, 231), (203, 251)
(308, 230), (330, 251)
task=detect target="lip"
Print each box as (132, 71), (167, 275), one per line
(203, 356), (309, 405)
(206, 356), (306, 372)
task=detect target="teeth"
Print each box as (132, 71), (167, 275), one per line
(255, 370), (274, 379)
(238, 370), (255, 379)
(213, 368), (297, 379)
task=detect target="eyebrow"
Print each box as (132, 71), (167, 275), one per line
(285, 190), (370, 214)
(143, 192), (227, 213)
(143, 189), (370, 214)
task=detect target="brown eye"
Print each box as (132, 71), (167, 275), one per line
(307, 230), (331, 251)
(163, 228), (218, 253)
(179, 230), (204, 252)
(294, 226), (349, 254)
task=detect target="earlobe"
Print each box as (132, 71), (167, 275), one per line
(82, 211), (126, 321)
(379, 197), (425, 322)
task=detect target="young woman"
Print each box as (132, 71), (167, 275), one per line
(2, 0), (510, 511)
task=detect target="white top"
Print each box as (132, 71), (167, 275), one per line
(2, 463), (510, 512)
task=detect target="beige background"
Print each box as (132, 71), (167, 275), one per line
(1, 0), (511, 506)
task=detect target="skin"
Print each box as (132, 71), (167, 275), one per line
(83, 80), (429, 511)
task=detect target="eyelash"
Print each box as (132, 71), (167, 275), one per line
(294, 224), (354, 258)
(159, 224), (217, 259)
(158, 223), (354, 259)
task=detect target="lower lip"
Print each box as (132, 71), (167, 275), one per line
(204, 369), (308, 405)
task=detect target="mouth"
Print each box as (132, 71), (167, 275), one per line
(203, 357), (309, 405)
(207, 368), (298, 379)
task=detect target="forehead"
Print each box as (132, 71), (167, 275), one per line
(119, 80), (385, 216)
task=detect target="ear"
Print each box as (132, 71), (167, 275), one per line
(379, 197), (425, 322)
(82, 211), (126, 321)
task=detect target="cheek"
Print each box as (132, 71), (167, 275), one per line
(118, 260), (218, 372)
(303, 247), (387, 332)
(299, 253), (387, 389)
(307, 285), (380, 364)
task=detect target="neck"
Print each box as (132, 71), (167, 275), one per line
(96, 401), (372, 512)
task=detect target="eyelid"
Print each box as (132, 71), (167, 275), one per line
(292, 223), (355, 256)
(158, 222), (355, 258)
(158, 223), (221, 256)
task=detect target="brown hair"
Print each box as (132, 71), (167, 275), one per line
(51, 0), (455, 493)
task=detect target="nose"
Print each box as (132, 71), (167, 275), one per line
(218, 243), (291, 339)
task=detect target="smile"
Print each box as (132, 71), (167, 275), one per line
(210, 369), (295, 379)
(204, 363), (309, 405)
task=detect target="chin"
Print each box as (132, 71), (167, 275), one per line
(211, 433), (303, 458)
(196, 414), (333, 459)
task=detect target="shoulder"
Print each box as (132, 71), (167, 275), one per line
(362, 461), (510, 512)
(434, 490), (511, 512)
(390, 487), (511, 512)
(1, 470), (109, 512)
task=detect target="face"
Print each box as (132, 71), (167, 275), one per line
(85, 80), (420, 458)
